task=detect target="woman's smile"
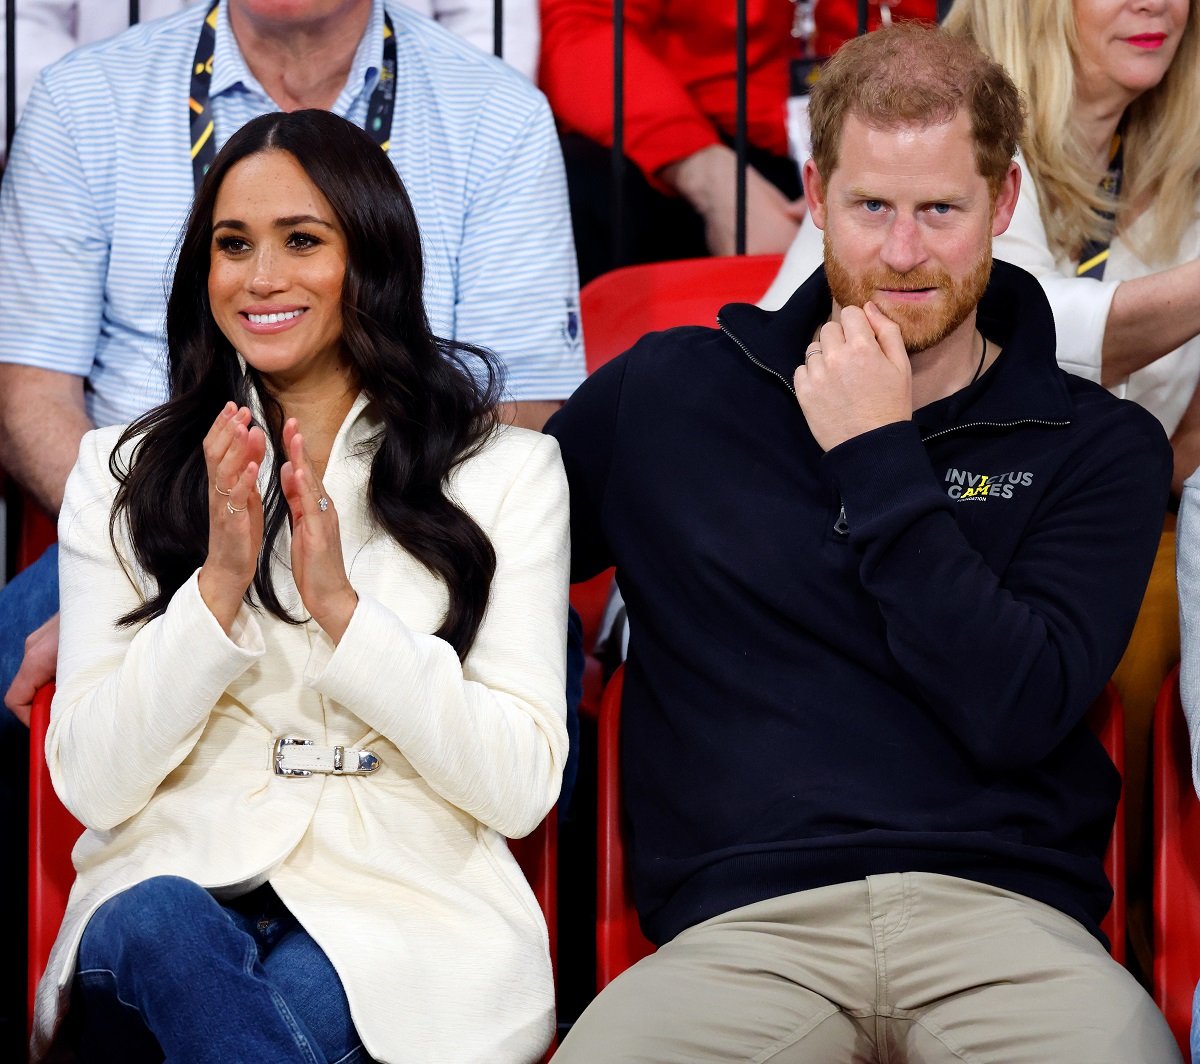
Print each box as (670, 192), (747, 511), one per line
(208, 149), (348, 390)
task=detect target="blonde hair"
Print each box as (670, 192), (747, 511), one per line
(809, 22), (1024, 198)
(943, 0), (1200, 264)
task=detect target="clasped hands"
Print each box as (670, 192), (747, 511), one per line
(793, 301), (913, 452)
(198, 403), (357, 643)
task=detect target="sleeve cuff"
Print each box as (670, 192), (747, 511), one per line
(1039, 275), (1118, 388)
(822, 420), (952, 538)
(302, 592), (448, 699)
(183, 570), (265, 658)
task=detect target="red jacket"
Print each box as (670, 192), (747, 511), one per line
(539, 0), (937, 180)
(540, 0), (793, 178)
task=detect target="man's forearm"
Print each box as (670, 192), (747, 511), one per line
(659, 145), (803, 258)
(1101, 258), (1200, 387)
(500, 399), (563, 432)
(0, 364), (93, 515)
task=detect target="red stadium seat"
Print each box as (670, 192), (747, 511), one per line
(572, 256), (784, 715)
(1088, 683), (1127, 965)
(595, 666), (653, 990)
(27, 684), (79, 1027)
(595, 667), (1130, 989)
(508, 808), (559, 979)
(1153, 665), (1199, 1056)
(29, 684), (559, 1053)
(508, 808), (560, 1060)
(579, 254), (785, 373)
(570, 569), (615, 721)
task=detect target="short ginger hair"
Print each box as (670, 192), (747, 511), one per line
(809, 21), (1025, 196)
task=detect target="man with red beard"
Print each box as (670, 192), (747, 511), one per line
(547, 22), (1180, 1063)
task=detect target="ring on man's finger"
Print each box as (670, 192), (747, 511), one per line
(214, 483), (233, 497)
(226, 501), (247, 515)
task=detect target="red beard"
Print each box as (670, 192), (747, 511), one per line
(823, 235), (992, 354)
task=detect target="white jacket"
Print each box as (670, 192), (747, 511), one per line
(34, 394), (570, 1063)
(760, 150), (1200, 436)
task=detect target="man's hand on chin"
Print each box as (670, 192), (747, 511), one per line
(792, 301), (913, 452)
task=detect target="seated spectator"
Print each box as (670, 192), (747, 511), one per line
(539, 0), (938, 285)
(765, 0), (1200, 491)
(539, 0), (803, 283)
(0, 0), (581, 728)
(0, 2), (581, 1053)
(763, 1), (1199, 974)
(548, 23), (1179, 1062)
(31, 108), (568, 1063)
(2, 0), (539, 162)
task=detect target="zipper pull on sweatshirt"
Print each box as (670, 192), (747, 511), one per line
(834, 503), (849, 536)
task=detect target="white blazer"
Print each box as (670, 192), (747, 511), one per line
(34, 393), (570, 1063)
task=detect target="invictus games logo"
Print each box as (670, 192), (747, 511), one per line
(944, 467), (1034, 501)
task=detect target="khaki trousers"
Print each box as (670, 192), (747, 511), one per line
(554, 873), (1180, 1063)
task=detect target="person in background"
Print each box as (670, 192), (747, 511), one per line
(548, 23), (1177, 1062)
(1, 0), (539, 163)
(32, 107), (568, 1063)
(539, 0), (939, 285)
(762, 0), (1197, 977)
(539, 0), (803, 283)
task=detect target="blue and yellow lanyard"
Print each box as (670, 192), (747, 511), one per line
(1076, 134), (1124, 281)
(188, 0), (397, 192)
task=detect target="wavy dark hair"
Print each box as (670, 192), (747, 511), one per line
(111, 110), (501, 658)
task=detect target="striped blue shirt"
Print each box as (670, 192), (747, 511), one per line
(0, 0), (585, 428)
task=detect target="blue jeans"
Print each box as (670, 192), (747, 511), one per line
(0, 543), (58, 1059)
(0, 541), (59, 694)
(70, 876), (369, 1064)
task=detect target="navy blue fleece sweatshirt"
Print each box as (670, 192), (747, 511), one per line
(546, 261), (1170, 946)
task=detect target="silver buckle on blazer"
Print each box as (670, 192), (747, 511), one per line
(272, 737), (382, 777)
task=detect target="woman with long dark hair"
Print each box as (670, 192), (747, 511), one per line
(31, 109), (569, 1064)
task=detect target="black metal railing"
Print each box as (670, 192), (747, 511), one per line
(607, 0), (872, 264)
(3, 0), (956, 245)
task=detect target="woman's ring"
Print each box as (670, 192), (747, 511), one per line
(805, 343), (821, 362)
(214, 483), (233, 497)
(226, 501), (247, 515)
(317, 496), (330, 513)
